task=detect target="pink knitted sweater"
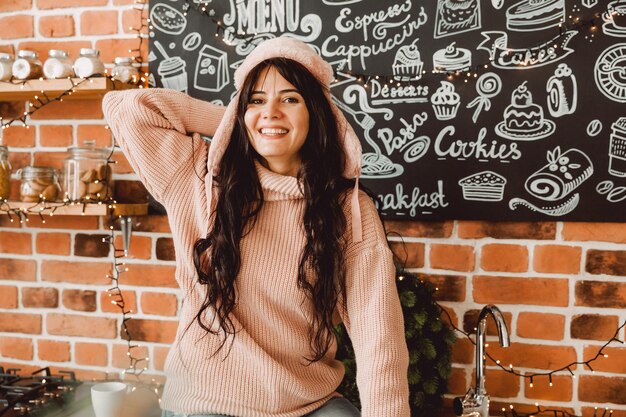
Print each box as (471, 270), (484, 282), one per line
(103, 88), (409, 417)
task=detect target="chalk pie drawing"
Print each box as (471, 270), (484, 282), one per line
(434, 0), (481, 38)
(595, 44), (626, 103)
(492, 0), (504, 9)
(587, 119), (603, 137)
(597, 180), (626, 202)
(546, 63), (577, 118)
(182, 32), (202, 51)
(458, 171), (507, 201)
(433, 42), (472, 73)
(509, 146), (593, 216)
(430, 81), (460, 121)
(148, 50), (157, 63)
(467, 72), (502, 123)
(392, 39), (423, 81)
(153, 41), (188, 93)
(608, 117), (626, 177)
(505, 0), (565, 32)
(148, 73), (156, 87)
(603, 1), (626, 37)
(194, 44), (229, 92)
(334, 86), (402, 179)
(150, 3), (187, 35)
(495, 82), (555, 141)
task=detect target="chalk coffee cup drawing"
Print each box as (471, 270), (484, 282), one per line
(608, 2), (626, 30)
(91, 382), (127, 417)
(158, 57), (188, 92)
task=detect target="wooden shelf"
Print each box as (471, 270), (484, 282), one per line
(0, 77), (136, 101)
(2, 201), (148, 216)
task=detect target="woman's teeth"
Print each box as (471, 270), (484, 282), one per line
(260, 128), (288, 135)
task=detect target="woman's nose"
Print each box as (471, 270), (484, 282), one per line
(262, 100), (281, 118)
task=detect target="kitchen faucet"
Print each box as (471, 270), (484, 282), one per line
(453, 305), (510, 417)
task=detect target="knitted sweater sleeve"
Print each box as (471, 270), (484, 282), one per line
(340, 192), (410, 417)
(102, 88), (225, 203)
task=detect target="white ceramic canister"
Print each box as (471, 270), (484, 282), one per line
(111, 57), (139, 83)
(73, 48), (105, 78)
(43, 49), (74, 79)
(12, 50), (43, 80)
(0, 53), (14, 81)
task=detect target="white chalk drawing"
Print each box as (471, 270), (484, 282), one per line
(377, 113), (431, 163)
(492, 0), (504, 9)
(150, 3), (187, 35)
(546, 63), (577, 117)
(603, 1), (626, 37)
(154, 41), (188, 92)
(377, 182), (449, 217)
(430, 81), (460, 121)
(433, 42), (472, 73)
(582, 0), (598, 7)
(435, 126), (522, 162)
(608, 117), (626, 177)
(478, 31), (577, 69)
(282, 14), (323, 43)
(169, 42), (176, 49)
(458, 171), (507, 201)
(434, 0), (481, 38)
(148, 73), (156, 87)
(369, 79), (429, 105)
(587, 119), (603, 137)
(392, 38), (423, 81)
(597, 180), (626, 202)
(506, 0), (565, 32)
(509, 193), (579, 216)
(595, 44), (626, 103)
(182, 32), (202, 51)
(495, 82), (555, 141)
(466, 72), (502, 123)
(148, 50), (157, 63)
(322, 0), (362, 4)
(194, 44), (229, 92)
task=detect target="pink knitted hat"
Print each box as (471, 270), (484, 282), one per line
(205, 37), (364, 241)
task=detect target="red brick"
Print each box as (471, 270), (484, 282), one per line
(38, 339), (71, 362)
(26, 215), (99, 229)
(141, 292), (178, 316)
(0, 336), (33, 360)
(153, 346), (169, 371)
(451, 337), (474, 364)
(0, 312), (42, 334)
(0, 285), (18, 309)
(37, 0), (107, 8)
(39, 15), (75, 38)
(62, 289), (97, 312)
(8, 151), (31, 173)
(123, 318), (177, 343)
(47, 313), (117, 339)
(571, 314), (619, 341)
(384, 220), (453, 238)
(113, 0), (137, 5)
(0, 15), (33, 39)
(32, 151), (67, 170)
(113, 180), (149, 204)
(458, 221), (556, 240)
(563, 222), (626, 244)
(480, 244), (528, 272)
(74, 233), (110, 258)
(105, 215), (170, 233)
(112, 344), (148, 368)
(95, 38), (148, 66)
(579, 375), (626, 404)
(575, 280), (626, 308)
(388, 241), (424, 268)
(517, 312), (565, 341)
(582, 408), (626, 417)
(0, 231), (32, 254)
(487, 343), (577, 371)
(473, 276), (568, 306)
(80, 10), (118, 36)
(524, 374), (573, 401)
(463, 309), (513, 336)
(77, 124), (113, 148)
(30, 98), (102, 120)
(114, 235), (151, 260)
(22, 287), (59, 308)
(36, 232), (71, 255)
(39, 125), (73, 147)
(583, 346), (626, 374)
(42, 260), (111, 285)
(75, 342), (108, 366)
(16, 41), (90, 63)
(122, 7), (147, 34)
(111, 151), (133, 174)
(483, 368), (520, 398)
(429, 243), (475, 272)
(2, 126), (36, 148)
(100, 289), (137, 314)
(586, 249), (626, 276)
(416, 273), (466, 302)
(0, 259), (36, 281)
(155, 237), (174, 261)
(446, 367), (467, 396)
(122, 264), (178, 288)
(0, 0), (31, 12)
(533, 245), (581, 274)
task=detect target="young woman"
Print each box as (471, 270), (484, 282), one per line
(103, 37), (409, 417)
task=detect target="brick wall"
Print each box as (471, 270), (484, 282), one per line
(1, 2), (625, 415)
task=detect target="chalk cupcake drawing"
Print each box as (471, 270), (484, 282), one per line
(509, 147), (593, 215)
(150, 3), (187, 35)
(546, 63), (577, 118)
(434, 0), (482, 38)
(495, 82), (556, 141)
(505, 0), (565, 32)
(433, 42), (472, 72)
(458, 171), (507, 201)
(430, 81), (461, 121)
(153, 40), (188, 93)
(467, 72), (502, 123)
(392, 39), (423, 81)
(194, 44), (229, 92)
(595, 44), (626, 103)
(608, 117), (626, 177)
(602, 1), (626, 37)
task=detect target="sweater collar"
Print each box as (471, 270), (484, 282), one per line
(255, 160), (304, 201)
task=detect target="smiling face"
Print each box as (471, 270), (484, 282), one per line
(244, 66), (310, 177)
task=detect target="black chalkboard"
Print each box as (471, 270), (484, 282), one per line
(148, 0), (626, 221)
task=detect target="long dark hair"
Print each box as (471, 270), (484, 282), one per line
(192, 57), (354, 362)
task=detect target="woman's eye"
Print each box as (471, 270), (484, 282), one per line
(249, 98), (263, 105)
(284, 97), (299, 103)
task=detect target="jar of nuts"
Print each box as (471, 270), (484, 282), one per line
(0, 146), (11, 201)
(64, 144), (113, 201)
(18, 166), (61, 202)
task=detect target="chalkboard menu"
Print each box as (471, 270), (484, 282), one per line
(148, 0), (626, 221)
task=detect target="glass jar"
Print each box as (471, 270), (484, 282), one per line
(12, 50), (43, 80)
(0, 146), (11, 200)
(73, 48), (105, 78)
(43, 49), (74, 79)
(18, 166), (61, 202)
(111, 57), (139, 83)
(0, 53), (14, 81)
(64, 144), (113, 201)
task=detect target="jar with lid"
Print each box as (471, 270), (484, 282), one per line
(12, 50), (43, 80)
(64, 143), (113, 201)
(73, 48), (105, 78)
(0, 53), (14, 81)
(18, 166), (61, 202)
(111, 57), (139, 84)
(0, 146), (11, 201)
(43, 49), (74, 79)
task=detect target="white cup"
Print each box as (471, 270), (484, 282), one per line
(91, 382), (127, 417)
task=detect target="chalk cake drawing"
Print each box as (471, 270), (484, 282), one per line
(546, 63), (577, 117)
(608, 117), (626, 177)
(434, 0), (482, 38)
(150, 3), (187, 35)
(154, 40), (188, 92)
(458, 171), (507, 201)
(430, 81), (460, 121)
(392, 39), (423, 81)
(194, 44), (229, 92)
(433, 42), (472, 72)
(467, 72), (502, 123)
(595, 44), (626, 103)
(495, 82), (555, 141)
(506, 0), (565, 32)
(587, 119), (603, 137)
(603, 1), (626, 37)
